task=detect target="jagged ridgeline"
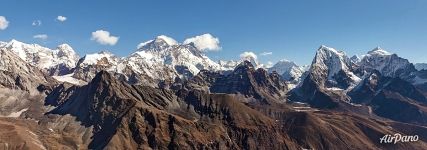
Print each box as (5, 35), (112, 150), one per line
(0, 38), (427, 149)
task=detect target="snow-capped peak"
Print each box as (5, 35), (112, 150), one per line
(7, 39), (20, 44)
(317, 45), (346, 57)
(156, 35), (178, 45)
(119, 36), (222, 81)
(309, 45), (361, 90)
(270, 59), (298, 74)
(269, 59), (305, 83)
(56, 43), (79, 60)
(7, 39), (24, 45)
(358, 47), (416, 80)
(312, 45), (349, 74)
(239, 51), (260, 68)
(71, 51), (120, 82)
(79, 51), (117, 66)
(319, 45), (342, 54)
(0, 39), (80, 75)
(218, 60), (239, 70)
(350, 55), (361, 64)
(57, 43), (74, 52)
(137, 35), (179, 51)
(367, 46), (391, 56)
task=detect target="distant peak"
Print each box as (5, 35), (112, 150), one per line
(155, 35), (178, 46)
(9, 39), (21, 43)
(83, 51), (115, 60)
(5, 39), (41, 49)
(57, 43), (72, 48)
(319, 45), (328, 49)
(56, 43), (79, 59)
(373, 46), (382, 51)
(278, 59), (293, 63)
(316, 45), (346, 56)
(7, 39), (24, 45)
(98, 50), (113, 55)
(350, 55), (361, 64)
(274, 59), (298, 67)
(318, 45), (337, 52)
(368, 46), (391, 55)
(237, 60), (255, 69)
(137, 35), (179, 50)
(57, 43), (74, 51)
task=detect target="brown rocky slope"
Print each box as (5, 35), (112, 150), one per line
(45, 71), (427, 149)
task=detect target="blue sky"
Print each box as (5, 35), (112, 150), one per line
(0, 0), (426, 65)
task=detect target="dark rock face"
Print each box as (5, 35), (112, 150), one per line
(188, 61), (288, 104)
(288, 70), (344, 109)
(349, 71), (427, 125)
(330, 70), (353, 89)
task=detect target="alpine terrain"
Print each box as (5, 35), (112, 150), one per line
(1, 37), (427, 150)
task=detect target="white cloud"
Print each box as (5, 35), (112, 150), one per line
(0, 16), (9, 30)
(91, 30), (119, 46)
(183, 33), (221, 51)
(57, 16), (67, 22)
(32, 20), (42, 26)
(33, 34), (48, 40)
(240, 51), (257, 60)
(260, 52), (272, 56)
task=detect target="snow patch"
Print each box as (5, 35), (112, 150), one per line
(2, 108), (28, 117)
(52, 73), (87, 85)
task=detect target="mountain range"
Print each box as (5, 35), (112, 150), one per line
(0, 37), (427, 149)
